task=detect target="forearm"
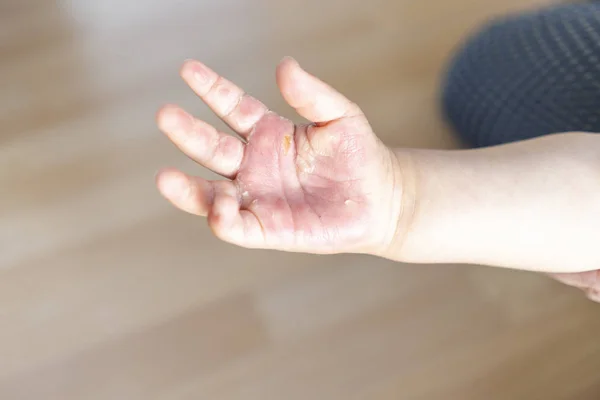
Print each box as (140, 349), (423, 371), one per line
(383, 132), (600, 273)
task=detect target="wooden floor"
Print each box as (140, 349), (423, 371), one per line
(2, 0), (600, 398)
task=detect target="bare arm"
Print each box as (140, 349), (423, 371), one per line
(383, 132), (600, 273)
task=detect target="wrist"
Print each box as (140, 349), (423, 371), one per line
(375, 147), (466, 266)
(374, 148), (420, 262)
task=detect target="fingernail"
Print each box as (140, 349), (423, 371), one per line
(281, 56), (299, 66)
(190, 63), (210, 85)
(182, 59), (210, 84)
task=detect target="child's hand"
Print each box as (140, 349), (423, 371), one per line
(156, 58), (405, 255)
(156, 58), (600, 304)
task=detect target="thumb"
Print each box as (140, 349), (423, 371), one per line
(276, 57), (363, 123)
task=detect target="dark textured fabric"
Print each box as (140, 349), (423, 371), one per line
(441, 3), (600, 147)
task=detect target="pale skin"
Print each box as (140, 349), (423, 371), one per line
(156, 57), (600, 302)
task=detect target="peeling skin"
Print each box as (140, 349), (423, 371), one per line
(283, 135), (292, 155)
(296, 155), (315, 174)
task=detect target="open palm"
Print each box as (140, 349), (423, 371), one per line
(156, 58), (402, 254)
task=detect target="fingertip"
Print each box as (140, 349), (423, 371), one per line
(276, 56), (303, 87)
(157, 105), (194, 137)
(156, 104), (171, 125)
(180, 59), (215, 89)
(180, 59), (198, 78)
(276, 60), (306, 111)
(277, 56), (300, 71)
(156, 169), (214, 216)
(155, 168), (190, 199)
